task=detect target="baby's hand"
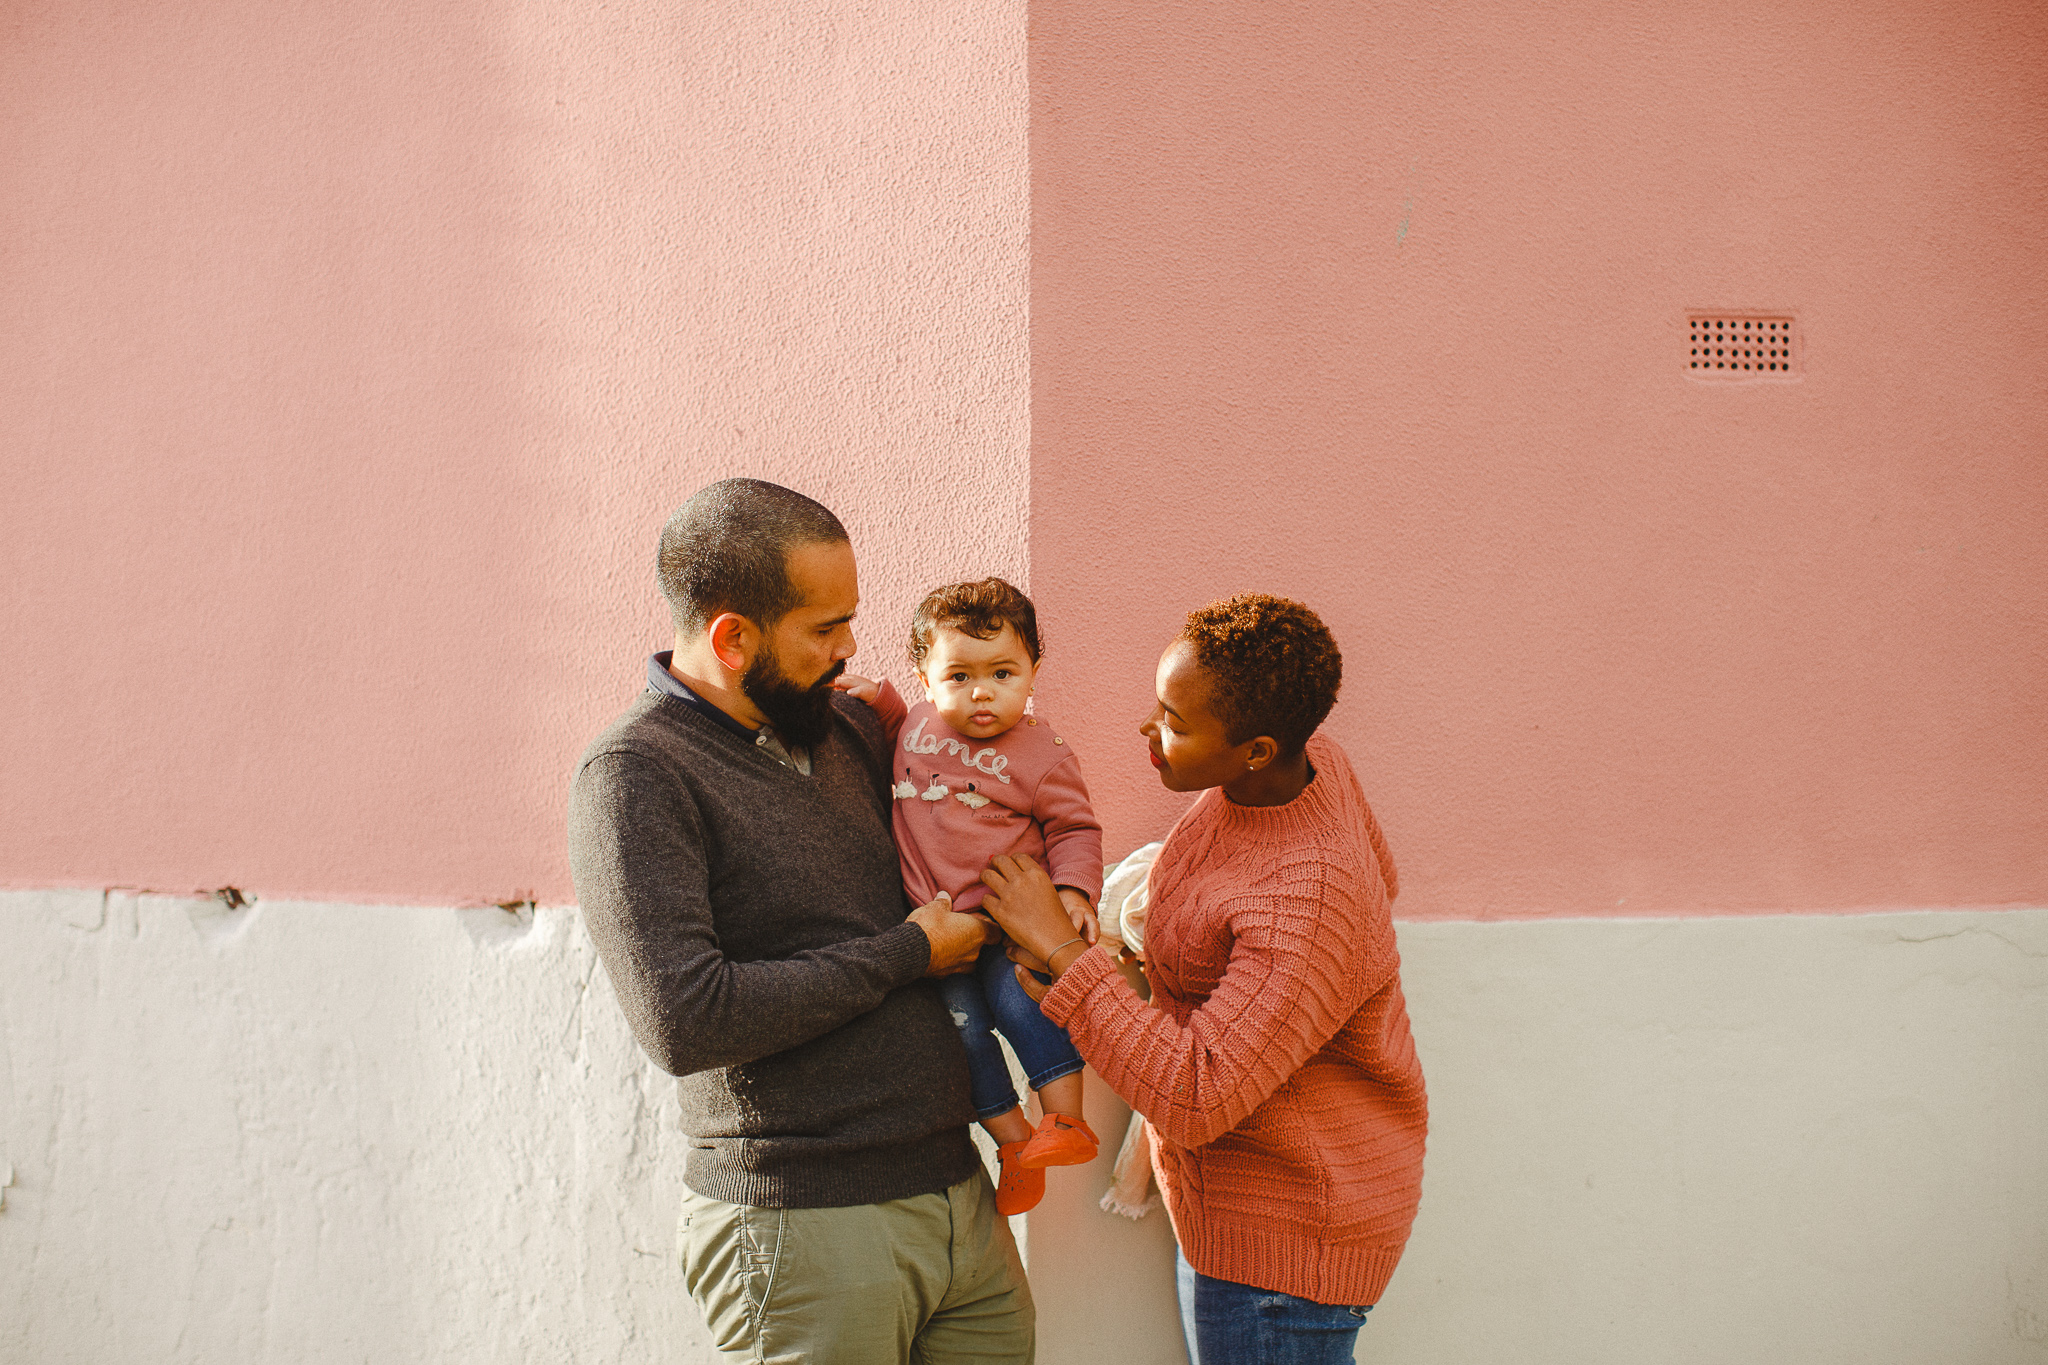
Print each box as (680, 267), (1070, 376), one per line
(833, 672), (881, 704)
(1057, 887), (1100, 946)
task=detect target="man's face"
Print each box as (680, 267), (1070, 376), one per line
(740, 539), (860, 747)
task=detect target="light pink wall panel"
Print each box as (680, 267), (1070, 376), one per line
(1, 0), (1028, 904)
(1029, 0), (2048, 916)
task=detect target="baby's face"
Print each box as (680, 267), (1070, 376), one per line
(919, 624), (1039, 740)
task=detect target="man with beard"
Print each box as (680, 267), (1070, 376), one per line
(568, 479), (1030, 1363)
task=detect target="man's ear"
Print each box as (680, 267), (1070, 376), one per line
(706, 612), (756, 674)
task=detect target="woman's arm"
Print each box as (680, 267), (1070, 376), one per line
(981, 852), (1397, 1150)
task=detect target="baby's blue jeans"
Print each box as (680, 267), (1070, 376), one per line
(940, 943), (1085, 1120)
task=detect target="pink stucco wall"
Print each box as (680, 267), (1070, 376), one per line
(1, 0), (1028, 905)
(1029, 0), (2048, 916)
(6, 1), (2044, 920)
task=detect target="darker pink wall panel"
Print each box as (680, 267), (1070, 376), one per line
(1029, 0), (2048, 915)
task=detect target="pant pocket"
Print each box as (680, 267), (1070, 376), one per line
(677, 1192), (774, 1356)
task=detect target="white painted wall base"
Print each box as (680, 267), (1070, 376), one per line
(3, 892), (2043, 1363)
(1, 891), (700, 1363)
(1377, 912), (2048, 1365)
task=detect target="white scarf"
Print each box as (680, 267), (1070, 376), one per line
(1095, 842), (1165, 1220)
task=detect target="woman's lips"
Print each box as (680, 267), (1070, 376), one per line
(1148, 749), (1166, 770)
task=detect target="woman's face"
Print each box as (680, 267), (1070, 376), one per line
(1139, 639), (1254, 792)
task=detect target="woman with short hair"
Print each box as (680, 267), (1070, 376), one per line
(981, 594), (1426, 1364)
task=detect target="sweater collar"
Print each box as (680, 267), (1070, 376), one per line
(1204, 736), (1340, 835)
(646, 652), (816, 775)
(646, 652), (760, 742)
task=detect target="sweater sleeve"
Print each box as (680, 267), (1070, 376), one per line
(568, 749), (933, 1078)
(1040, 854), (1394, 1149)
(868, 677), (909, 743)
(1033, 754), (1105, 903)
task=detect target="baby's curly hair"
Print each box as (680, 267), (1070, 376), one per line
(909, 578), (1042, 671)
(1179, 594), (1342, 755)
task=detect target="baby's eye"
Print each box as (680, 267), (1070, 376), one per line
(994, 670), (1011, 680)
(947, 672), (967, 683)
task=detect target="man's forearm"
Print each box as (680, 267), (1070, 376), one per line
(602, 920), (932, 1077)
(569, 750), (933, 1078)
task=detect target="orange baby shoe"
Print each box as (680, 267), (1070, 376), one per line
(1015, 1113), (1099, 1170)
(994, 1140), (1046, 1215)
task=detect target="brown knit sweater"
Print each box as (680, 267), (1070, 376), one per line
(567, 682), (980, 1209)
(1041, 735), (1426, 1306)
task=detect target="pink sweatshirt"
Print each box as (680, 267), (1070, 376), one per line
(869, 680), (1104, 912)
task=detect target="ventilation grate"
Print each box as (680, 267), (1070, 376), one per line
(1689, 315), (1797, 376)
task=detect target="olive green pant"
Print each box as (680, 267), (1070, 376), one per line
(677, 1171), (1034, 1364)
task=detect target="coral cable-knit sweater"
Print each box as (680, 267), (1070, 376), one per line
(1040, 735), (1427, 1306)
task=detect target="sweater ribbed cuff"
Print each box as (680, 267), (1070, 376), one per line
(879, 919), (935, 984)
(1040, 944), (1115, 1028)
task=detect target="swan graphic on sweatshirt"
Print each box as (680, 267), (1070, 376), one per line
(892, 768), (918, 800)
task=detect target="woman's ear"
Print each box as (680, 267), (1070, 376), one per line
(1244, 736), (1280, 772)
(706, 612), (755, 674)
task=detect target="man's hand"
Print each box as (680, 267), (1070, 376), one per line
(1057, 887), (1100, 945)
(907, 892), (998, 977)
(832, 672), (882, 704)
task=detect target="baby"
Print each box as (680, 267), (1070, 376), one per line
(838, 577), (1103, 1215)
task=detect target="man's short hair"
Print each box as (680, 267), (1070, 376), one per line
(1179, 593), (1342, 756)
(657, 479), (849, 637)
(907, 578), (1043, 672)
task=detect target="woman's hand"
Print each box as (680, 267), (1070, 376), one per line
(980, 855), (1090, 981)
(1057, 887), (1101, 945)
(1007, 942), (1053, 1004)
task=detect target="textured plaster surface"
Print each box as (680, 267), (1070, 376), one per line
(1029, 0), (2048, 916)
(1382, 908), (2048, 1363)
(0, 0), (1028, 906)
(0, 890), (701, 1363)
(5, 893), (2041, 1363)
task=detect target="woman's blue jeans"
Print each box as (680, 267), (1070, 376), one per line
(940, 943), (1084, 1120)
(1176, 1247), (1372, 1365)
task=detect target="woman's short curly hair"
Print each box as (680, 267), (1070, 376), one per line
(909, 577), (1042, 671)
(1179, 594), (1342, 755)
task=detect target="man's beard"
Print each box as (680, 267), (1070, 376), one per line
(742, 646), (845, 750)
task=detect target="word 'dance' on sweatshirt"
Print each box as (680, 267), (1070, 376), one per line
(866, 680), (1104, 912)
